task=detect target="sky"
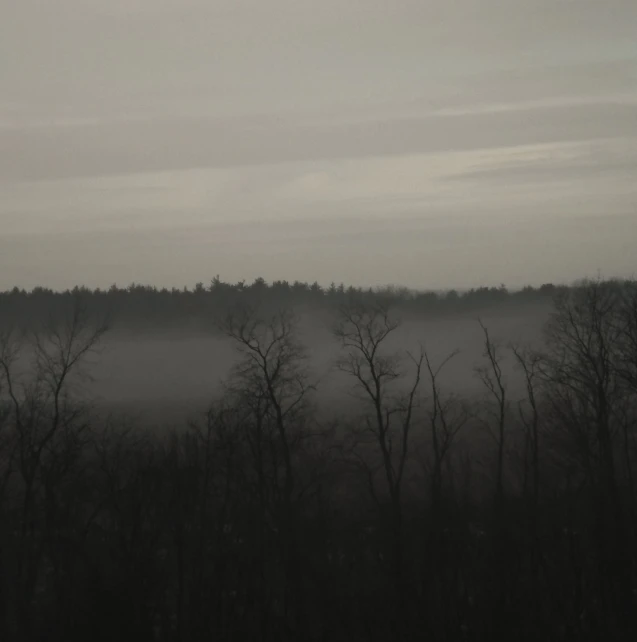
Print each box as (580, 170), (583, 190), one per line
(1, 0), (636, 291)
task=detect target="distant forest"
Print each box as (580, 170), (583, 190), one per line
(1, 276), (564, 329)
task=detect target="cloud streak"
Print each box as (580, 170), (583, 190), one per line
(2, 99), (636, 183)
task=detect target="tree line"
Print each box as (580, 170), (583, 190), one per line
(1, 277), (637, 640)
(0, 277), (562, 331)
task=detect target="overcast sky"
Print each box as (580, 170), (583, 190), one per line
(2, 0), (636, 291)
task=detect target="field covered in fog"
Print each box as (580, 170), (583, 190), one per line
(88, 300), (552, 428)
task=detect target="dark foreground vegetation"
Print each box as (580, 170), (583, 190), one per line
(1, 277), (637, 641)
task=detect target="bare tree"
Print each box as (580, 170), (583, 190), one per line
(539, 279), (634, 625)
(510, 343), (542, 508)
(218, 304), (316, 505)
(614, 282), (637, 387)
(0, 326), (21, 503)
(0, 295), (109, 641)
(218, 303), (317, 636)
(540, 281), (625, 503)
(423, 349), (467, 511)
(613, 282), (637, 499)
(510, 342), (546, 614)
(475, 319), (508, 504)
(332, 301), (423, 599)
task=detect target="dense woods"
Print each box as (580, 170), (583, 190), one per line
(0, 277), (560, 331)
(1, 277), (637, 641)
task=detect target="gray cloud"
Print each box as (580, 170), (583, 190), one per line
(2, 0), (637, 289)
(2, 101), (637, 182)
